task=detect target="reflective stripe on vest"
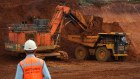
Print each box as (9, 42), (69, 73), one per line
(21, 59), (42, 68)
(20, 57), (44, 79)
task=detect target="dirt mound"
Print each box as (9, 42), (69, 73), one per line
(102, 22), (123, 33)
(120, 22), (140, 61)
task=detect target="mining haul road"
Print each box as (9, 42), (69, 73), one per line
(0, 54), (140, 79)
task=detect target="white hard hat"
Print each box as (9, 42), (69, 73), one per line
(24, 40), (37, 50)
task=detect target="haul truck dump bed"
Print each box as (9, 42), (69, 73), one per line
(68, 35), (99, 47)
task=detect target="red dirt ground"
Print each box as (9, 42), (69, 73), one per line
(0, 55), (140, 79)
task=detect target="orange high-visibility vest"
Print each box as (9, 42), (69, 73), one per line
(20, 57), (44, 79)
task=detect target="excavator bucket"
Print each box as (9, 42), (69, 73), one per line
(75, 10), (88, 27)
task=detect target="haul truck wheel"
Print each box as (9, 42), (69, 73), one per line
(95, 47), (111, 62)
(75, 46), (89, 60)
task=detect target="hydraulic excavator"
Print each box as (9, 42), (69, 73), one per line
(5, 5), (130, 61)
(5, 5), (72, 60)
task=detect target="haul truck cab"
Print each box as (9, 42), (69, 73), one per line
(68, 32), (130, 61)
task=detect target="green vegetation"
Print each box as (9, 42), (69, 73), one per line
(129, 0), (140, 3)
(78, 0), (140, 5)
(78, 0), (109, 7)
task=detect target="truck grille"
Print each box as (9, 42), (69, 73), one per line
(118, 46), (125, 51)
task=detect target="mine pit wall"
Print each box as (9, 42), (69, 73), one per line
(0, 28), (8, 56)
(79, 3), (140, 60)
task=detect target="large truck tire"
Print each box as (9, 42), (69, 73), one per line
(95, 47), (111, 62)
(75, 46), (89, 60)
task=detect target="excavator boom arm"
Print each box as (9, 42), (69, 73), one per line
(50, 5), (70, 35)
(49, 5), (89, 36)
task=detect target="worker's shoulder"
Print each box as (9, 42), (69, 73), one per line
(36, 57), (44, 63)
(19, 59), (25, 65)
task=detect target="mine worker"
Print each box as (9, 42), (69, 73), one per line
(15, 39), (51, 79)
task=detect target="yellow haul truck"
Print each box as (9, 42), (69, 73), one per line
(68, 32), (129, 61)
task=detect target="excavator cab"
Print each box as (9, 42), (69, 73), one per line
(5, 18), (52, 53)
